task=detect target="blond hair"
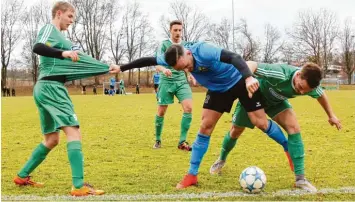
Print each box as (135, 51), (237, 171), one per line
(52, 1), (75, 19)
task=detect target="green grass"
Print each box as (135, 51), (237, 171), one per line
(2, 91), (355, 200)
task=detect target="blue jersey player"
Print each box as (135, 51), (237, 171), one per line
(152, 71), (160, 100)
(109, 42), (293, 189)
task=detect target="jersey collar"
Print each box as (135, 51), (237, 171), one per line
(169, 38), (182, 44)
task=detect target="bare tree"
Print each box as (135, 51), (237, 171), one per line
(341, 18), (355, 84)
(207, 18), (232, 50)
(108, 2), (126, 81)
(21, 0), (51, 84)
(137, 18), (156, 84)
(70, 0), (115, 84)
(288, 9), (339, 72)
(122, 2), (155, 85)
(262, 24), (283, 63)
(1, 0), (24, 88)
(122, 2), (142, 84)
(160, 0), (209, 41)
(236, 19), (260, 61)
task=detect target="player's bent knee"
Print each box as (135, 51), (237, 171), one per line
(252, 119), (268, 131)
(199, 123), (214, 135)
(183, 106), (192, 113)
(230, 125), (245, 138)
(45, 138), (59, 148)
(285, 125), (300, 134)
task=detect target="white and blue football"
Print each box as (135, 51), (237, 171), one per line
(239, 166), (266, 193)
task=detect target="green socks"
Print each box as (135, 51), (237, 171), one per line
(180, 113), (192, 143)
(288, 133), (305, 175)
(67, 141), (84, 189)
(18, 143), (50, 178)
(155, 115), (164, 141)
(220, 132), (238, 161)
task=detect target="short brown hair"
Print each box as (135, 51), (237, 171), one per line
(165, 44), (184, 66)
(170, 20), (183, 30)
(52, 1), (75, 19)
(300, 62), (322, 88)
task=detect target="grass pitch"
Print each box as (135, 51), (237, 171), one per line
(1, 91), (355, 200)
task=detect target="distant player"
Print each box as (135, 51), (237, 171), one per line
(150, 20), (194, 151)
(209, 61), (342, 192)
(119, 78), (126, 95)
(13, 1), (108, 196)
(109, 41), (290, 190)
(152, 71), (160, 100)
(136, 83), (140, 94)
(81, 85), (86, 95)
(93, 85), (97, 95)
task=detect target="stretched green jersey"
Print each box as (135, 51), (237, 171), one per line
(119, 79), (124, 87)
(35, 24), (109, 81)
(156, 39), (187, 83)
(255, 63), (323, 105)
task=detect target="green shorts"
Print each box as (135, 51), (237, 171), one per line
(232, 100), (292, 129)
(157, 81), (192, 105)
(34, 80), (79, 135)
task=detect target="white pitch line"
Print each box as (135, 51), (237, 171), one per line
(2, 187), (355, 201)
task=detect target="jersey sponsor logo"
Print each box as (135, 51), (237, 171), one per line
(269, 88), (287, 100)
(198, 66), (208, 72)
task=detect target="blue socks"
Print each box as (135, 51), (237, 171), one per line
(188, 133), (210, 175)
(264, 120), (288, 151)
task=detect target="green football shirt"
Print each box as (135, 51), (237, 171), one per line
(255, 63), (324, 105)
(35, 24), (109, 81)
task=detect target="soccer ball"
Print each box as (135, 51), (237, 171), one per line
(239, 166), (266, 193)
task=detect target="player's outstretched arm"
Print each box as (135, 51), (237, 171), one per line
(317, 93), (342, 130)
(33, 43), (79, 62)
(120, 57), (158, 72)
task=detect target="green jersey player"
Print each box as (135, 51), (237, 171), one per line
(13, 1), (109, 196)
(153, 20), (196, 151)
(210, 61), (342, 192)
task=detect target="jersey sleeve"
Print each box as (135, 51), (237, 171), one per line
(156, 54), (168, 66)
(156, 41), (167, 56)
(35, 24), (56, 47)
(195, 42), (222, 64)
(255, 63), (287, 84)
(306, 86), (324, 98)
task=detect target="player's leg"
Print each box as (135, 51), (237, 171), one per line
(154, 83), (173, 148)
(154, 84), (159, 100)
(176, 82), (193, 151)
(176, 109), (223, 189)
(63, 127), (104, 196)
(266, 101), (294, 171)
(177, 90), (232, 189)
(233, 79), (288, 153)
(210, 102), (251, 174)
(14, 81), (60, 187)
(154, 105), (168, 148)
(273, 108), (317, 192)
(14, 132), (58, 187)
